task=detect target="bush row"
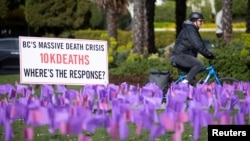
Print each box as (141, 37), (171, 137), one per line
(72, 29), (176, 49)
(72, 29), (244, 49)
(108, 37), (250, 83)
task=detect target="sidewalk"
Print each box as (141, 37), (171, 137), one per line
(155, 28), (246, 32)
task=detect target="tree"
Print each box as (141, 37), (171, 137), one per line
(175, 0), (187, 37)
(0, 0), (8, 18)
(222, 0), (233, 45)
(90, 0), (128, 40)
(145, 0), (157, 54)
(25, 0), (90, 36)
(132, 0), (146, 55)
(0, 0), (27, 37)
(132, 0), (157, 56)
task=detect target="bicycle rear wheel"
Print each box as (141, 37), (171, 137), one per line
(219, 77), (238, 84)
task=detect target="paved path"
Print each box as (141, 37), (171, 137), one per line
(155, 28), (246, 32)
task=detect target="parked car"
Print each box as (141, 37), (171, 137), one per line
(0, 37), (20, 74)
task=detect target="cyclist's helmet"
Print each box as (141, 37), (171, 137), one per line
(189, 12), (204, 22)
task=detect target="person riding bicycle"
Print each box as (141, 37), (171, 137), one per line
(170, 12), (215, 85)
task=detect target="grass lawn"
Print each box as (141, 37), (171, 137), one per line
(0, 74), (246, 141)
(0, 111), (209, 141)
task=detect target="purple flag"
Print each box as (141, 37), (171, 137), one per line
(64, 89), (79, 101)
(159, 113), (175, 131)
(59, 117), (83, 135)
(48, 107), (70, 133)
(16, 83), (35, 97)
(229, 94), (239, 110)
(56, 84), (67, 94)
(0, 84), (8, 94)
(23, 127), (33, 141)
(41, 84), (54, 98)
(26, 107), (50, 127)
(107, 119), (119, 141)
(8, 103), (28, 121)
(8, 89), (16, 99)
(4, 120), (14, 141)
(78, 134), (93, 141)
(149, 125), (165, 141)
(0, 84), (15, 95)
(219, 110), (232, 125)
(119, 118), (129, 141)
(235, 112), (245, 125)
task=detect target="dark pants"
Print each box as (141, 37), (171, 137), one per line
(170, 54), (204, 84)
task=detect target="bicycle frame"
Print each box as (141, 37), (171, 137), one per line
(174, 64), (222, 85)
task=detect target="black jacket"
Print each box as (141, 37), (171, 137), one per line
(172, 20), (212, 58)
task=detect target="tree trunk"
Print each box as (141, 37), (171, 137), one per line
(145, 0), (157, 54)
(175, 0), (187, 38)
(246, 0), (250, 33)
(132, 0), (146, 55)
(106, 8), (118, 39)
(222, 0), (233, 45)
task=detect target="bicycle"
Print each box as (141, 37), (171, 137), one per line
(161, 60), (238, 103)
(172, 60), (238, 86)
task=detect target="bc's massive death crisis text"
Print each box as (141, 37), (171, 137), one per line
(22, 41), (105, 51)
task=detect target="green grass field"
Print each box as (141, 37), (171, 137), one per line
(0, 117), (208, 141)
(0, 74), (245, 141)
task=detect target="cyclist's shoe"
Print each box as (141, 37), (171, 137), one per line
(182, 79), (195, 84)
(181, 79), (189, 83)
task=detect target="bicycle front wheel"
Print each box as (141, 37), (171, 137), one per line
(219, 77), (238, 84)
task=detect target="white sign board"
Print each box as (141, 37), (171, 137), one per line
(19, 36), (109, 85)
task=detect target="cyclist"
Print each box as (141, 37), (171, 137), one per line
(170, 12), (215, 85)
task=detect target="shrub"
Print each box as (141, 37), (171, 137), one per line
(109, 57), (174, 76)
(71, 29), (244, 50)
(110, 38), (250, 83)
(155, 1), (175, 22)
(203, 39), (250, 81)
(89, 2), (105, 29)
(241, 34), (250, 69)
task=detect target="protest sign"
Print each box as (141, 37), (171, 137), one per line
(19, 36), (108, 85)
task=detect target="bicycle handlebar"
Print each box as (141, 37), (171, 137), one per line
(207, 56), (216, 65)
